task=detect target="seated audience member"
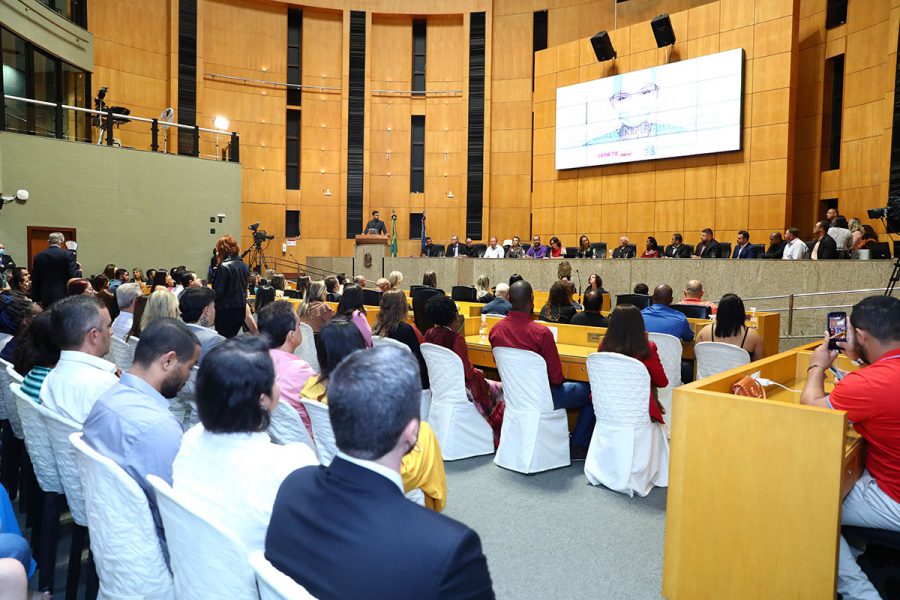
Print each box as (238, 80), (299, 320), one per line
(732, 231), (757, 258)
(548, 237), (566, 258)
(563, 280), (583, 311)
(828, 215), (853, 255)
(538, 281), (577, 324)
(12, 310), (59, 402)
(179, 271), (199, 296)
(445, 236), (466, 258)
(825, 207), (838, 224)
(173, 336), (317, 553)
(526, 235), (548, 259)
(640, 237), (661, 258)
(584, 273), (607, 297)
(425, 295), (504, 447)
(353, 275), (367, 288)
(680, 280), (717, 313)
(270, 274), (286, 298)
(421, 237), (443, 258)
(570, 290), (609, 328)
(576, 235), (599, 259)
(125, 295), (148, 341)
(132, 268), (145, 285)
(152, 269), (174, 292)
(41, 296), (118, 422)
(475, 275), (494, 303)
(111, 282), (142, 339)
(782, 227), (810, 260)
(94, 275), (120, 321)
(490, 281), (593, 458)
(372, 291), (429, 389)
(66, 278), (95, 297)
(422, 271), (438, 288)
(141, 289), (179, 332)
(763, 232), (786, 259)
(854, 224), (878, 251)
(0, 293), (38, 361)
(641, 285), (694, 342)
(508, 273), (524, 286)
(693, 228), (722, 258)
(599, 305), (668, 423)
(811, 220), (838, 260)
(257, 300), (316, 432)
(1, 484), (37, 582)
(179, 287), (225, 363)
(267, 346), (491, 598)
(145, 269), (158, 288)
(664, 233), (691, 258)
(102, 264), (117, 282)
(388, 270), (404, 290)
(799, 296), (900, 600)
(83, 318), (200, 563)
(694, 294), (764, 360)
(335, 285), (372, 347)
(302, 319), (445, 510)
(633, 283), (649, 295)
(297, 281), (334, 334)
(11, 267), (31, 297)
(254, 285), (277, 315)
(612, 237), (634, 259)
(109, 268), (129, 293)
(506, 236), (526, 259)
(483, 237), (505, 259)
(481, 283), (511, 316)
(324, 276), (342, 302)
(848, 218), (863, 249)
(376, 278), (391, 292)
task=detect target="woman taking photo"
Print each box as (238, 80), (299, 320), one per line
(297, 280), (334, 334)
(598, 305), (668, 424)
(640, 236), (661, 258)
(694, 293), (764, 360)
(212, 235), (250, 338)
(335, 284), (372, 347)
(372, 290), (428, 389)
(538, 281), (577, 324)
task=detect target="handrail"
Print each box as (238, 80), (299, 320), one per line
(205, 73), (340, 92)
(743, 287), (888, 302)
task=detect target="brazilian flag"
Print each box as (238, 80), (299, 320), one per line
(390, 213), (398, 257)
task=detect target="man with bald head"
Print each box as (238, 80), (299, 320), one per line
(640, 284), (694, 342)
(489, 280), (594, 459)
(681, 280), (717, 313)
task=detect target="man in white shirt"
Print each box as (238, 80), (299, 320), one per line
(41, 296), (119, 423)
(483, 237), (505, 259)
(782, 227), (810, 260)
(111, 282), (141, 339)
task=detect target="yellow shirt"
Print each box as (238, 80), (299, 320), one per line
(300, 378), (447, 512)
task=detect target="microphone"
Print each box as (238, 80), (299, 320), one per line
(576, 269), (582, 304)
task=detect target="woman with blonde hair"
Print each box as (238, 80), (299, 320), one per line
(140, 289), (179, 331)
(388, 270), (404, 290)
(212, 234), (250, 338)
(297, 280), (334, 334)
(474, 274), (493, 303)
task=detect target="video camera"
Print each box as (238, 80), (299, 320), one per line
(867, 196), (900, 234)
(248, 222), (275, 246)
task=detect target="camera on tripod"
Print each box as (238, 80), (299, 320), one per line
(248, 222), (275, 246)
(867, 196), (900, 233)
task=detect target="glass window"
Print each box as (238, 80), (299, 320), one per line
(2, 29), (28, 133)
(32, 50), (59, 137)
(62, 61), (89, 141)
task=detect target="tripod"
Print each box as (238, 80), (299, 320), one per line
(241, 240), (269, 275)
(886, 256), (900, 296)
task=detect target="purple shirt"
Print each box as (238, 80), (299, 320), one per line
(526, 244), (548, 259)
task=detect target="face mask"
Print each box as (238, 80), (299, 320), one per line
(0, 249), (6, 255)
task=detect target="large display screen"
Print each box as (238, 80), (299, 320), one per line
(555, 48), (744, 169)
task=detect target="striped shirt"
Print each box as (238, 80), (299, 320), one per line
(21, 366), (52, 403)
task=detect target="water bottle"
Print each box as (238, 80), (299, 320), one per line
(479, 314), (487, 339)
(748, 307), (758, 329)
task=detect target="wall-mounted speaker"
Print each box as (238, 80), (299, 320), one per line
(650, 13), (676, 47)
(590, 31), (616, 62)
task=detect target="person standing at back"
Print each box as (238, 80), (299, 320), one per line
(267, 345), (494, 599)
(212, 235), (250, 338)
(31, 232), (78, 307)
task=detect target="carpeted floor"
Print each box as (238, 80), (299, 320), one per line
(443, 455), (667, 600)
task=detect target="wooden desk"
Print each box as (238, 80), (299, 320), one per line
(662, 345), (864, 599)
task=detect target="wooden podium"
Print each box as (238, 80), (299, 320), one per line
(354, 234), (388, 281)
(354, 234), (389, 246)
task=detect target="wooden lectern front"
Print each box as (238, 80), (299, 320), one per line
(354, 234), (388, 246)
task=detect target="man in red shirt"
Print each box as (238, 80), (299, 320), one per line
(801, 295), (900, 600)
(489, 280), (593, 459)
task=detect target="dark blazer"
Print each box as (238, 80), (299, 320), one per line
(445, 242), (466, 258)
(212, 257), (249, 310)
(664, 244), (691, 258)
(421, 245), (443, 258)
(570, 311), (609, 328)
(0, 254), (16, 271)
(695, 239), (722, 258)
(266, 457), (494, 600)
(815, 234), (838, 259)
(731, 243), (758, 259)
(612, 246), (635, 259)
(31, 245), (77, 307)
(762, 241), (786, 259)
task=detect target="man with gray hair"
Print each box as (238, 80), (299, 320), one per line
(112, 282), (142, 338)
(31, 231), (78, 307)
(480, 282), (511, 316)
(41, 295), (119, 423)
(267, 346), (494, 599)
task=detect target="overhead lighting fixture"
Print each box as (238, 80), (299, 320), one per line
(213, 116), (230, 130)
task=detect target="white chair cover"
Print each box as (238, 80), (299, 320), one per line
(249, 550), (318, 600)
(694, 341), (751, 380)
(419, 389), (432, 422)
(648, 332), (683, 437)
(109, 336), (138, 371)
(169, 366), (198, 431)
(148, 475), (258, 600)
(584, 352), (669, 497)
(420, 343), (493, 460)
(268, 398), (317, 456)
(300, 399), (337, 466)
(2, 363), (23, 439)
(0, 357), (10, 421)
(41, 406), (88, 526)
(371, 335), (412, 353)
(294, 323), (320, 373)
(69, 433), (174, 600)
(491, 347), (570, 473)
(11, 383), (63, 493)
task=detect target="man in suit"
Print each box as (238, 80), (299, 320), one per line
(178, 287), (225, 364)
(762, 232), (786, 259)
(693, 228), (722, 258)
(0, 241), (16, 272)
(266, 345), (494, 600)
(31, 232), (78, 307)
(612, 236), (635, 259)
(421, 237), (443, 257)
(446, 235), (466, 258)
(732, 231), (758, 259)
(363, 210), (387, 235)
(664, 233), (691, 258)
(811, 220), (838, 260)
